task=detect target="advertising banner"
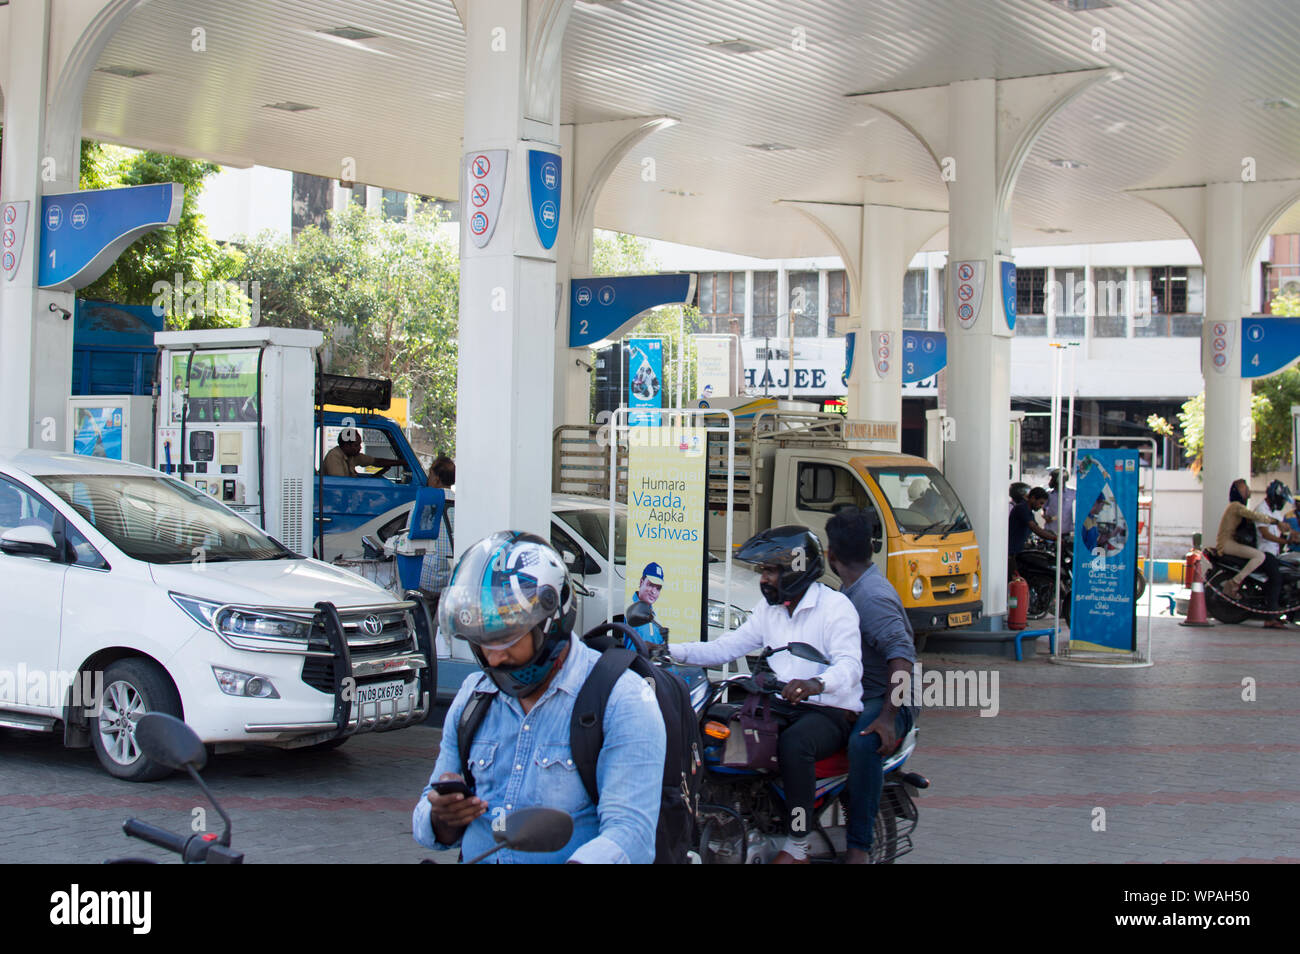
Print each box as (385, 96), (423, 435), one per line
(169, 350), (260, 424)
(627, 337), (663, 427)
(72, 405), (124, 460)
(695, 337), (731, 400)
(1069, 448), (1139, 652)
(625, 427), (707, 643)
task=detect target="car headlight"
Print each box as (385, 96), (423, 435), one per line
(707, 599), (749, 630)
(220, 609), (313, 641)
(212, 667), (280, 698)
(972, 572), (980, 594)
(911, 577), (924, 599)
(172, 593), (220, 629)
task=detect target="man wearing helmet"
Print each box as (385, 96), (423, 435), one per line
(1254, 480), (1298, 559)
(668, 526), (863, 864)
(412, 531), (665, 863)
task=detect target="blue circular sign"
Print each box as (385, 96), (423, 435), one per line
(598, 285), (615, 305)
(70, 203), (89, 230)
(540, 200), (557, 228)
(576, 286), (592, 306)
(46, 206), (63, 231)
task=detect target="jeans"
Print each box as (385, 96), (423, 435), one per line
(777, 706), (851, 842)
(847, 697), (915, 852)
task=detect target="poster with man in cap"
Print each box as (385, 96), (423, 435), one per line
(628, 561), (667, 644)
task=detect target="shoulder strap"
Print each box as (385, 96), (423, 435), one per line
(456, 684), (496, 789)
(570, 647), (640, 806)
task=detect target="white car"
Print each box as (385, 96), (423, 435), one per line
(0, 450), (430, 782)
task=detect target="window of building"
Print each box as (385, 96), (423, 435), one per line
(697, 272), (746, 335)
(1092, 266), (1127, 337)
(827, 270), (850, 337)
(902, 268), (927, 330)
(381, 189), (408, 221)
(788, 271), (820, 337)
(1015, 267), (1047, 336)
(1054, 268), (1086, 338)
(1134, 266), (1204, 336)
(751, 271), (778, 338)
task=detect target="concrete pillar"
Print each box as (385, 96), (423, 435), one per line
(1201, 181), (1252, 534)
(0, 1), (79, 450)
(943, 79), (1012, 616)
(455, 0), (571, 552)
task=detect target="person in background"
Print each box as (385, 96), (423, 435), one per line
(320, 428), (401, 477)
(1044, 469), (1076, 534)
(1253, 479), (1297, 559)
(627, 562), (667, 646)
(1009, 486), (1055, 580)
(1216, 477), (1288, 629)
(419, 455), (456, 600)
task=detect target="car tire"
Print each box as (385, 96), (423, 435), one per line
(91, 659), (183, 782)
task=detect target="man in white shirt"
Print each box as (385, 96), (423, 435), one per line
(1044, 469), (1075, 534)
(670, 526), (863, 865)
(1254, 480), (1296, 557)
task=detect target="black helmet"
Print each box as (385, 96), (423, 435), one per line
(736, 525), (824, 607)
(437, 531), (577, 698)
(1267, 480), (1293, 509)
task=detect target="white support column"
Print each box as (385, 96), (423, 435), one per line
(0, 1), (82, 450)
(456, 0), (571, 552)
(944, 78), (1012, 617)
(1201, 181), (1252, 535)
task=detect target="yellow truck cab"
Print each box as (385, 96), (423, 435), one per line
(703, 411), (982, 641)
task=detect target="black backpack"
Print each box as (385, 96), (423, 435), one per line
(457, 626), (702, 864)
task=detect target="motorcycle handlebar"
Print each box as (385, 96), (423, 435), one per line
(123, 818), (188, 856)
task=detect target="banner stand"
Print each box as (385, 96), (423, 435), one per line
(606, 407), (737, 640)
(1049, 435), (1156, 670)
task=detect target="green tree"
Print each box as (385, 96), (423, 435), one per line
(240, 204), (460, 454)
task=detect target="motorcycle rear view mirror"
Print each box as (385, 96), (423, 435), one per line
(786, 642), (831, 665)
(624, 601), (654, 628)
(135, 712), (207, 772)
(465, 807), (574, 863)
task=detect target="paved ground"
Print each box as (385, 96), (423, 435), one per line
(2, 585), (1297, 864)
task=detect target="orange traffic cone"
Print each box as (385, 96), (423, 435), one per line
(1180, 552), (1213, 627)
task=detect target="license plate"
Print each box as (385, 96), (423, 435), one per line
(353, 679), (412, 710)
(947, 612), (972, 627)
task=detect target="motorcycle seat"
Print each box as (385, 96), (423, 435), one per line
(815, 752), (850, 778)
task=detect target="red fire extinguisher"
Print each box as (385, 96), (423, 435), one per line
(1007, 574), (1029, 630)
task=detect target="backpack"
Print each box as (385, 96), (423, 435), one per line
(457, 626), (702, 864)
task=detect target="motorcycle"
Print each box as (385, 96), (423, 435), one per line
(692, 642), (928, 864)
(108, 712), (573, 864)
(1018, 534), (1146, 622)
(1199, 546), (1300, 624)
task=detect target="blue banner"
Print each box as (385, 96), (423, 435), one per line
(71, 405), (124, 460)
(902, 331), (947, 383)
(570, 273), (694, 348)
(40, 183), (183, 289)
(1001, 260), (1017, 331)
(1241, 317), (1300, 378)
(1069, 448), (1139, 652)
(627, 338), (663, 427)
(527, 149), (561, 250)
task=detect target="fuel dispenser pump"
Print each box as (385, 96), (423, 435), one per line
(154, 328), (324, 555)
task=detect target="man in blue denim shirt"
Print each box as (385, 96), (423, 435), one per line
(412, 531), (665, 863)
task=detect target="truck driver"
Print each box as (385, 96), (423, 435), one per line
(320, 428), (402, 477)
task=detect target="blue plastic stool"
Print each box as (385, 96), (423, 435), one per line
(1013, 627), (1056, 661)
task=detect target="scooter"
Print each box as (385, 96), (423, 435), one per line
(108, 712), (573, 864)
(693, 642), (928, 865)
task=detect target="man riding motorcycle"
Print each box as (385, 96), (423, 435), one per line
(668, 526), (863, 864)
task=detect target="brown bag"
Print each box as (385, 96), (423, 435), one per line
(722, 693), (781, 771)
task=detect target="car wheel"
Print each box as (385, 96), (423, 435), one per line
(91, 659), (183, 782)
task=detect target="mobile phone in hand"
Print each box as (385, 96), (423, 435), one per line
(431, 779), (473, 798)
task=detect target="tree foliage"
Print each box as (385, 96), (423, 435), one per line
(239, 205), (460, 455)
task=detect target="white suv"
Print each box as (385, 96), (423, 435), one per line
(0, 450), (430, 781)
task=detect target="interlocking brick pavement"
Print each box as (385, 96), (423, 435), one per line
(0, 599), (1296, 863)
